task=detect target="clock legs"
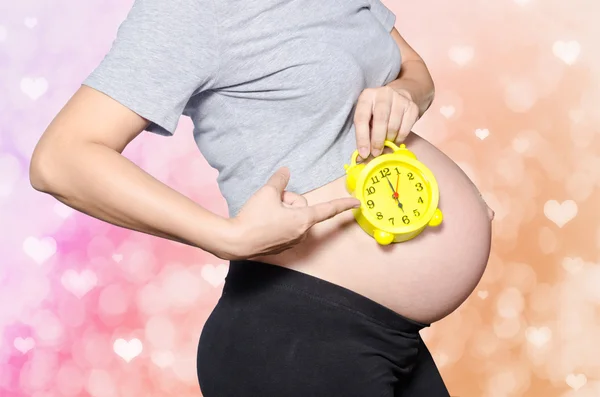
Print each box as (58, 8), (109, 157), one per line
(373, 229), (395, 245)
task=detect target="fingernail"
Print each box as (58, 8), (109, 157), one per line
(372, 149), (381, 157)
(359, 147), (369, 158)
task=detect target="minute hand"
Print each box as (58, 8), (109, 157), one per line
(385, 176), (403, 211)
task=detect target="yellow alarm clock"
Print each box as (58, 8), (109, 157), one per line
(344, 140), (443, 245)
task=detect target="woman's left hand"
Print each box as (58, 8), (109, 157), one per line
(353, 86), (419, 159)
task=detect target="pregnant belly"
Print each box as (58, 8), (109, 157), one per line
(252, 132), (494, 324)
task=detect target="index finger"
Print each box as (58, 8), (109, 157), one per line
(354, 91), (374, 159)
(303, 197), (361, 227)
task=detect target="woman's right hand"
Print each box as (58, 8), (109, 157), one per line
(225, 167), (361, 260)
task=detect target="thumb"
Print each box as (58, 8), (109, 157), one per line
(282, 191), (308, 208)
(265, 166), (291, 195)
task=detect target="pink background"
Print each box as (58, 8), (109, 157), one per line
(1, 0), (599, 396)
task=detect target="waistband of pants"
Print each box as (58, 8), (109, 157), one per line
(226, 259), (430, 333)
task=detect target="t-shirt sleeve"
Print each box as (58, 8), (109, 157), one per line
(369, 0), (397, 32)
(82, 0), (219, 136)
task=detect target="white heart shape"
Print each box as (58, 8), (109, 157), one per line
(23, 236), (56, 265)
(544, 200), (577, 228)
(0, 25), (7, 42)
(561, 257), (584, 274)
(53, 202), (74, 218)
(201, 263), (228, 287)
(14, 337), (35, 354)
(448, 45), (474, 66)
(477, 290), (488, 299)
(439, 105), (455, 119)
(20, 77), (48, 100)
(61, 269), (97, 298)
(525, 326), (551, 347)
(552, 40), (581, 65)
(24, 17), (38, 29)
(112, 254), (123, 263)
(113, 338), (143, 362)
(475, 128), (490, 140)
(151, 350), (175, 368)
(565, 373), (587, 390)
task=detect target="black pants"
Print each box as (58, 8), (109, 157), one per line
(197, 260), (451, 397)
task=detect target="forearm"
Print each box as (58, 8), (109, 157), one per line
(30, 142), (235, 259)
(386, 59), (435, 117)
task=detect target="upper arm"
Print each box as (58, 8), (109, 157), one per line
(29, 84), (149, 190)
(390, 27), (424, 64)
(36, 85), (150, 156)
(35, 0), (219, 157)
(81, 0), (219, 138)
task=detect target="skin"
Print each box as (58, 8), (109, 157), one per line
(28, 87), (360, 261)
(30, 26), (493, 324)
(355, 28), (436, 159)
(251, 28), (495, 323)
(28, 28), (424, 262)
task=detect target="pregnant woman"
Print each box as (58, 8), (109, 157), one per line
(29, 0), (494, 395)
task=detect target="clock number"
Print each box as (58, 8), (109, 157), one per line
(366, 186), (376, 195)
(379, 168), (391, 178)
(413, 209), (421, 217)
(388, 217), (394, 225)
(402, 215), (410, 224)
(394, 167), (401, 175)
(415, 182), (423, 191)
(367, 200), (375, 209)
(376, 212), (383, 220)
(371, 176), (380, 184)
(407, 172), (415, 181)
(417, 197), (424, 204)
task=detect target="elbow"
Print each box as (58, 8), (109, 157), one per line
(29, 138), (71, 195)
(29, 145), (57, 193)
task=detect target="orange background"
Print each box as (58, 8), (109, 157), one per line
(395, 1), (600, 396)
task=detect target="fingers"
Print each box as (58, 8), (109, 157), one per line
(387, 98), (403, 142)
(354, 90), (374, 159)
(282, 191), (308, 208)
(265, 166), (290, 194)
(354, 87), (422, 157)
(397, 101), (419, 142)
(370, 90), (393, 157)
(302, 197), (361, 227)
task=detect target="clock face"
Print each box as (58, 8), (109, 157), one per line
(360, 160), (432, 230)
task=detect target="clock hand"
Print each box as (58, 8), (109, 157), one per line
(386, 176), (396, 196)
(385, 176), (404, 211)
(394, 174), (404, 211)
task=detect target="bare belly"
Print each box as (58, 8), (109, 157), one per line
(252, 132), (493, 324)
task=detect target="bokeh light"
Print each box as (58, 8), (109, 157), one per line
(1, 0), (599, 396)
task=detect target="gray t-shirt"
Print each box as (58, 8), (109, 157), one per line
(83, 0), (401, 216)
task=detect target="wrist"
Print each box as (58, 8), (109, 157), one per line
(387, 77), (435, 117)
(390, 86), (414, 102)
(211, 216), (248, 261)
(184, 209), (244, 260)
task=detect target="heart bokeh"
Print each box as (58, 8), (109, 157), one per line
(1, 0), (599, 396)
